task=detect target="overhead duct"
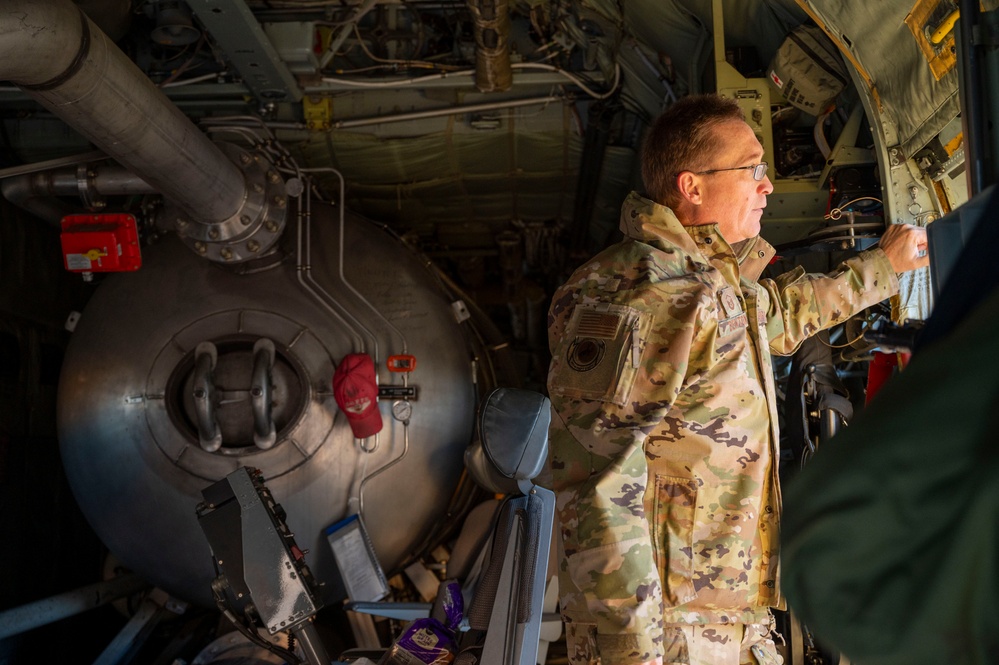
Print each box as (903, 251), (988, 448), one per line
(467, 0), (512, 92)
(0, 0), (285, 263)
(75, 0), (132, 42)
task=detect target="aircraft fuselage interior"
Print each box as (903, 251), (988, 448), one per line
(0, 0), (994, 663)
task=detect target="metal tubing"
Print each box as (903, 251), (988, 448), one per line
(332, 95), (562, 129)
(0, 150), (105, 180)
(290, 621), (332, 665)
(0, 573), (149, 639)
(468, 0), (513, 92)
(0, 175), (78, 225)
(92, 596), (170, 665)
(0, 0), (246, 224)
(76, 0), (132, 41)
(1, 164), (158, 224)
(293, 178), (368, 353)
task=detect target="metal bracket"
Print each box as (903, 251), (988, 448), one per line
(887, 145), (906, 168)
(186, 0), (302, 103)
(303, 95), (333, 131)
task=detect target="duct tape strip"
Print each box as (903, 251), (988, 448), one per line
(22, 8), (92, 92)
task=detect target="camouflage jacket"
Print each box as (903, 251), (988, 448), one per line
(546, 192), (898, 664)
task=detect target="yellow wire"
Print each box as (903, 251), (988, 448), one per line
(817, 314), (876, 349)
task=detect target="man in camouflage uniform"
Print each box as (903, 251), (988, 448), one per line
(546, 94), (928, 665)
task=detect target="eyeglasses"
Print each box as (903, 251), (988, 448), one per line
(684, 162), (769, 181)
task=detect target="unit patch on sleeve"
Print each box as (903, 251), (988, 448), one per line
(549, 302), (647, 406)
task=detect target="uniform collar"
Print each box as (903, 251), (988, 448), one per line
(737, 235), (777, 282)
(619, 191), (776, 281)
(619, 191), (703, 258)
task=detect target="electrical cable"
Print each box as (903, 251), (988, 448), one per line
(816, 317), (875, 349)
(348, 22), (459, 71)
(320, 60), (620, 99)
(824, 196), (883, 220)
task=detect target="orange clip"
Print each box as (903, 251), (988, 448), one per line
(387, 354), (417, 372)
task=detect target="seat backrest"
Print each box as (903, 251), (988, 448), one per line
(479, 387), (550, 483)
(464, 387), (551, 496)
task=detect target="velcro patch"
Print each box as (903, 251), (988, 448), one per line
(718, 287), (743, 318)
(550, 303), (647, 406)
(719, 313), (748, 337)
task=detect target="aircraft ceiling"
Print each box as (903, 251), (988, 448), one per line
(0, 0), (966, 302)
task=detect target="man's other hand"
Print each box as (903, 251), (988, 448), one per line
(878, 223), (930, 273)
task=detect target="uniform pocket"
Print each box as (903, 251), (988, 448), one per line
(564, 622), (599, 665)
(651, 474), (698, 606)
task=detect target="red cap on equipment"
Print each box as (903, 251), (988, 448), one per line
(333, 353), (383, 438)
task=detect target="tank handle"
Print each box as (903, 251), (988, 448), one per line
(251, 338), (277, 450)
(193, 342), (223, 452)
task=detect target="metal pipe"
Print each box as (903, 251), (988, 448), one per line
(293, 177), (367, 352)
(0, 0), (246, 224)
(0, 150), (105, 180)
(1, 165), (158, 224)
(333, 95), (562, 129)
(0, 175), (78, 226)
(77, 0), (132, 41)
(0, 573), (149, 639)
(468, 0), (512, 92)
(291, 621), (333, 665)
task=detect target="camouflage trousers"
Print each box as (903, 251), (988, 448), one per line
(663, 618), (783, 665)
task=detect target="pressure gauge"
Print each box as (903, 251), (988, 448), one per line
(392, 400), (412, 422)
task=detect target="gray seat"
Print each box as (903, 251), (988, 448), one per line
(455, 387), (554, 665)
(347, 387), (555, 665)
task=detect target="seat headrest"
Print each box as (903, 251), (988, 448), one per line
(478, 387), (551, 482)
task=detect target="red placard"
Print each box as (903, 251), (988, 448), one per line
(60, 213), (142, 273)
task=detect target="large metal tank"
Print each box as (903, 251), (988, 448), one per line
(57, 203), (477, 606)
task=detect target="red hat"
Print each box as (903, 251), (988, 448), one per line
(333, 353), (383, 438)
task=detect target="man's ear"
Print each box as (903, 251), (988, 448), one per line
(676, 171), (703, 205)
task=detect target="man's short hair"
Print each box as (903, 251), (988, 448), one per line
(641, 94), (745, 209)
